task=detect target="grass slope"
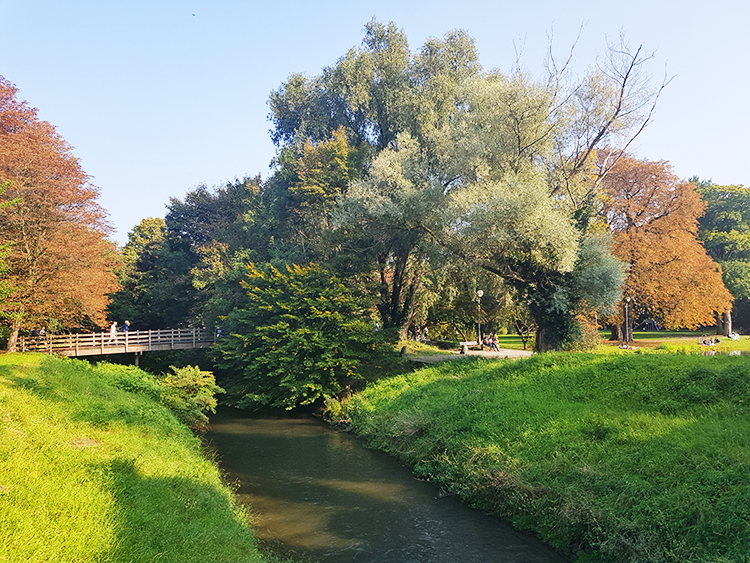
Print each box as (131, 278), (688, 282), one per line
(0, 353), (266, 563)
(339, 353), (750, 562)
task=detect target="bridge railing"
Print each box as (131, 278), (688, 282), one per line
(18, 327), (215, 356)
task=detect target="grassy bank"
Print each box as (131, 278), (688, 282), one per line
(335, 353), (750, 562)
(0, 353), (268, 563)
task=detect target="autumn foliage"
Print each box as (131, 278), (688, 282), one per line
(600, 155), (732, 331)
(0, 77), (120, 350)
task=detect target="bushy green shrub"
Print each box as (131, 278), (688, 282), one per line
(96, 362), (223, 431)
(160, 365), (225, 431)
(216, 263), (382, 409)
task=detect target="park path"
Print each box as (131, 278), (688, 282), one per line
(411, 347), (533, 364)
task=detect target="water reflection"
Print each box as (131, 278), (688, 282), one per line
(207, 407), (566, 563)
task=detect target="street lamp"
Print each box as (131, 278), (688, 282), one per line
(624, 296), (631, 343)
(476, 290), (483, 348)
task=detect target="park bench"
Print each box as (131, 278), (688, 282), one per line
(459, 341), (478, 354)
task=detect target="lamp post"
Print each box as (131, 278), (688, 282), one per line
(624, 296), (631, 343)
(476, 290), (483, 348)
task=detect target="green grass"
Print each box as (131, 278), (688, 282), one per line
(597, 330), (750, 355)
(337, 353), (750, 562)
(0, 353), (270, 563)
(495, 333), (534, 350)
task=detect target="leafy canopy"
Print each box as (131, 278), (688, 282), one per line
(217, 263), (380, 409)
(600, 155), (732, 329)
(0, 76), (120, 349)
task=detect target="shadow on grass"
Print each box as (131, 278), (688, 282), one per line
(105, 457), (262, 563)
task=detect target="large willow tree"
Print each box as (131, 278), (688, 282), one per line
(269, 21), (664, 350)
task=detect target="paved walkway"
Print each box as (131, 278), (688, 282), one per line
(411, 347), (533, 364)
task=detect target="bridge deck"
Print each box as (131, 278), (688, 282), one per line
(18, 328), (215, 357)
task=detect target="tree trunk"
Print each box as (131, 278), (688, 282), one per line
(723, 310), (733, 336)
(622, 302), (633, 343)
(376, 249), (424, 339)
(534, 327), (547, 352)
(6, 317), (20, 353)
(609, 323), (623, 341)
(529, 282), (576, 353)
(714, 312), (725, 335)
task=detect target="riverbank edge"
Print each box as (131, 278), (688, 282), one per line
(0, 353), (271, 563)
(324, 400), (573, 559)
(330, 352), (750, 562)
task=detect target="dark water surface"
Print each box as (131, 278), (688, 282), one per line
(206, 407), (567, 563)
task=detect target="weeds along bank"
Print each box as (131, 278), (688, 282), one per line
(333, 353), (750, 562)
(0, 353), (268, 563)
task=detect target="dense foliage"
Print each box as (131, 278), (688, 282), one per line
(600, 156), (732, 340)
(95, 21), (739, 356)
(696, 180), (750, 333)
(216, 263), (383, 409)
(0, 77), (120, 351)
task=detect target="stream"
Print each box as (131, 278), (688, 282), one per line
(206, 407), (567, 563)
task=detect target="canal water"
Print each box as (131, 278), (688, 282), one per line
(206, 407), (567, 563)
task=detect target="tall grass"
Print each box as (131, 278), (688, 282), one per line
(0, 353), (267, 563)
(338, 353), (750, 562)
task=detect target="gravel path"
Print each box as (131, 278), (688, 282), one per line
(411, 348), (533, 364)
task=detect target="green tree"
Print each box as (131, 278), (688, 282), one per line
(109, 177), (267, 329)
(216, 263), (378, 409)
(334, 134), (441, 336)
(266, 23), (664, 352)
(269, 19), (415, 150)
(696, 181), (750, 262)
(267, 23), (484, 338)
(264, 127), (366, 264)
(107, 217), (170, 328)
(695, 180), (750, 332)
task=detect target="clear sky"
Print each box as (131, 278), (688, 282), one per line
(2, 0), (748, 244)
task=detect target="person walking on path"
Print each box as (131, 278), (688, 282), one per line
(108, 321), (118, 343)
(122, 320), (130, 332)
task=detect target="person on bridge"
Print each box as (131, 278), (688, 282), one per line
(122, 320), (130, 332)
(108, 321), (118, 342)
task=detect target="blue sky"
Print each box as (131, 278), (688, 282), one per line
(2, 0), (748, 244)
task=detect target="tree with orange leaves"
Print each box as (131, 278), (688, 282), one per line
(0, 77), (120, 352)
(599, 154), (732, 341)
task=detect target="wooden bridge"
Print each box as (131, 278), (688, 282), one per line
(18, 328), (215, 359)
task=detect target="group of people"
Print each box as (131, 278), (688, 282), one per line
(408, 322), (429, 342)
(698, 332), (741, 346)
(482, 332), (500, 351)
(31, 326), (46, 339)
(108, 320), (131, 342)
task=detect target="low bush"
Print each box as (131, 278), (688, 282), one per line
(94, 362), (224, 431)
(160, 365), (225, 431)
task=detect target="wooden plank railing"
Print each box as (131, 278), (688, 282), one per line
(18, 328), (215, 357)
